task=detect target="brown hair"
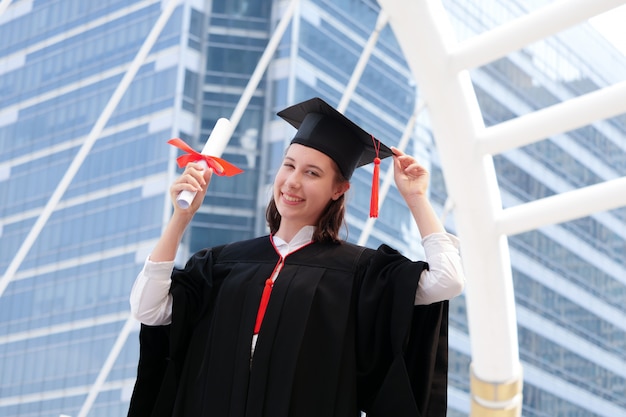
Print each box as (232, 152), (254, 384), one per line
(265, 194), (347, 243)
(265, 155), (349, 243)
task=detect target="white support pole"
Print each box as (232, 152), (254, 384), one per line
(379, 0), (626, 415)
(286, 0), (301, 106)
(496, 176), (626, 236)
(0, 0), (12, 17)
(378, 1), (523, 416)
(449, 0), (626, 71)
(204, 0), (298, 157)
(357, 101), (424, 246)
(337, 9), (389, 113)
(477, 80), (626, 156)
(0, 0), (183, 299)
(77, 315), (138, 417)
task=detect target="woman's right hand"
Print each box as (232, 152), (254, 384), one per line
(170, 162), (215, 216)
(149, 161), (220, 263)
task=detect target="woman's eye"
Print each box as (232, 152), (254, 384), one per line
(306, 170), (320, 177)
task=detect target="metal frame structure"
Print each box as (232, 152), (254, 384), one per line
(378, 0), (626, 415)
(2, 0), (626, 416)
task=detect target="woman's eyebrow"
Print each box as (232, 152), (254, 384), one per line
(284, 156), (325, 173)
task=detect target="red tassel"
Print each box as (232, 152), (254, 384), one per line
(254, 278), (274, 334)
(370, 157), (380, 218)
(369, 134), (382, 218)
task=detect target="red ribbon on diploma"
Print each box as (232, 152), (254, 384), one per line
(167, 138), (244, 176)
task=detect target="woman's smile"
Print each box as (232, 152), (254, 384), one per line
(281, 192), (304, 204)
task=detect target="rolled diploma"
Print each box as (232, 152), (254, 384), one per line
(176, 118), (232, 209)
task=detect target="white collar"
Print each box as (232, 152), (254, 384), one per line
(271, 225), (315, 257)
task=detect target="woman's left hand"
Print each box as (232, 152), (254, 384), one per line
(391, 147), (430, 203)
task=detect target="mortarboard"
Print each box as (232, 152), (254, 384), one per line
(277, 97), (393, 217)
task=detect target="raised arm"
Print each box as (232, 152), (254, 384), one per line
(391, 147), (465, 303)
(151, 162), (215, 261)
(391, 147), (445, 238)
(130, 162), (215, 324)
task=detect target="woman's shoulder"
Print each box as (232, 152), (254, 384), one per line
(216, 235), (276, 263)
(310, 241), (403, 271)
(341, 241), (405, 260)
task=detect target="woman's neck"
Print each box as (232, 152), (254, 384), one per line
(274, 223), (313, 243)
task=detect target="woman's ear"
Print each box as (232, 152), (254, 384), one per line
(332, 182), (350, 201)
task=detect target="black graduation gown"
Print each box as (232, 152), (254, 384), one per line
(127, 236), (449, 417)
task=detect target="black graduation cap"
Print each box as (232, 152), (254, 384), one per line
(277, 97), (393, 179)
(277, 97), (394, 217)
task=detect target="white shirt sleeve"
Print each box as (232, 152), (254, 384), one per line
(415, 232), (465, 305)
(129, 257), (175, 325)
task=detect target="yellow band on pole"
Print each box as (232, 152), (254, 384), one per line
(470, 363), (523, 417)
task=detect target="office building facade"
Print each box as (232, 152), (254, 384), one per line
(0, 0), (624, 416)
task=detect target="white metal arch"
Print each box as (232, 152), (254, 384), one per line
(377, 0), (626, 415)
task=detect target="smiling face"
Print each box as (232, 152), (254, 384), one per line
(273, 144), (350, 237)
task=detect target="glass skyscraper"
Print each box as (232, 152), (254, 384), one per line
(0, 1), (624, 416)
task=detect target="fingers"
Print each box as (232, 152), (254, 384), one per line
(190, 162), (210, 188)
(404, 163), (428, 178)
(174, 163), (212, 193)
(390, 148), (428, 178)
(391, 146), (404, 157)
(208, 159), (224, 175)
(391, 147), (417, 165)
(393, 152), (419, 172)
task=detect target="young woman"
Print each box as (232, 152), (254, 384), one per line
(127, 97), (465, 417)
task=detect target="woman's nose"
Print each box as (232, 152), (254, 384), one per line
(285, 171), (301, 188)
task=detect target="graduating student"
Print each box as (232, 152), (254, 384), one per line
(127, 97), (465, 417)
